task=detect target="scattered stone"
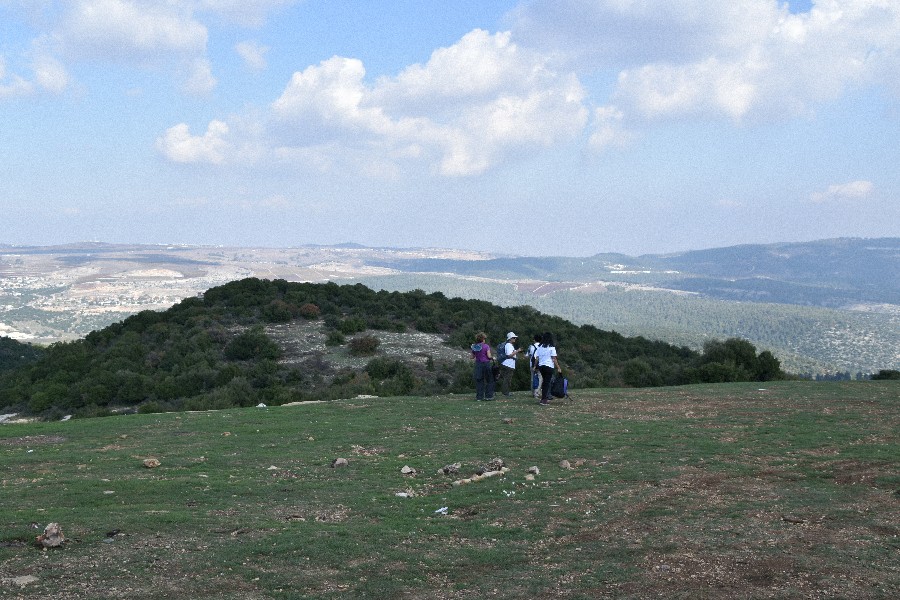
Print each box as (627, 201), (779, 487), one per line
(10, 575), (39, 586)
(36, 523), (64, 548)
(525, 474), (535, 481)
(559, 460), (573, 470)
(400, 465), (417, 475)
(395, 492), (413, 498)
(527, 466), (540, 475)
(451, 467), (509, 487)
(331, 458), (349, 468)
(502, 417), (514, 424)
(60, 415), (72, 422)
(142, 458), (161, 469)
(222, 432), (232, 436)
(256, 403), (267, 407)
(438, 463), (461, 476)
(782, 514), (806, 524)
(267, 465), (279, 470)
(476, 457), (505, 474)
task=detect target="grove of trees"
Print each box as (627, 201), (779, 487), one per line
(0, 279), (786, 419)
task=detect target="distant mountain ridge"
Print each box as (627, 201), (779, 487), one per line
(369, 237), (900, 308)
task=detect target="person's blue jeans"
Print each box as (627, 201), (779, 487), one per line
(474, 361), (496, 400)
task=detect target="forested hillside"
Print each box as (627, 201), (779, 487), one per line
(0, 279), (781, 419)
(0, 336), (43, 373)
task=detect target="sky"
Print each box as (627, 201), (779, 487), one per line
(1, 0), (899, 256)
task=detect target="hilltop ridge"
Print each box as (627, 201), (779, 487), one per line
(0, 279), (781, 418)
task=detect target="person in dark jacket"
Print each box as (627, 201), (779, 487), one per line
(470, 332), (495, 401)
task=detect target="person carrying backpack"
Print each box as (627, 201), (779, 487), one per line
(470, 332), (496, 401)
(534, 331), (561, 405)
(497, 332), (521, 397)
(526, 333), (542, 399)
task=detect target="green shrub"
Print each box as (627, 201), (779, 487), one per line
(224, 328), (281, 361)
(298, 303), (321, 319)
(325, 331), (346, 346)
(339, 317), (367, 335)
(262, 300), (294, 323)
(349, 335), (380, 356)
(871, 369), (900, 380)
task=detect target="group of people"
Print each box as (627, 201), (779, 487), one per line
(470, 331), (562, 405)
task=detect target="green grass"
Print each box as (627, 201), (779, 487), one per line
(1, 381), (898, 599)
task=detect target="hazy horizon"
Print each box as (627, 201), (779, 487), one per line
(3, 234), (898, 260)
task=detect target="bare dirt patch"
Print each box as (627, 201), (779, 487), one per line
(0, 435), (66, 447)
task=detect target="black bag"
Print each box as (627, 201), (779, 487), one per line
(550, 373), (568, 399)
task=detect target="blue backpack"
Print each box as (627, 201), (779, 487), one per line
(495, 341), (508, 362)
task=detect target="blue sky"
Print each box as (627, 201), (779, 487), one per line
(1, 0), (898, 256)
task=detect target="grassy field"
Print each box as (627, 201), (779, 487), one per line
(1, 381), (898, 599)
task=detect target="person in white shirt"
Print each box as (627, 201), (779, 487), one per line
(498, 331), (521, 397)
(534, 331), (561, 405)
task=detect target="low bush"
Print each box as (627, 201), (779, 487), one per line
(349, 335), (380, 356)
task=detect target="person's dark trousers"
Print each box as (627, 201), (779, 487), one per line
(499, 365), (515, 395)
(539, 365), (555, 401)
(474, 361), (496, 400)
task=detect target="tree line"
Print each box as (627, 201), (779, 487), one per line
(0, 279), (785, 418)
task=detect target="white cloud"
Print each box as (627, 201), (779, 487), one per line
(273, 56), (391, 132)
(0, 41), (70, 98)
(513, 0), (900, 122)
(376, 30), (540, 104)
(0, 55), (34, 98)
(156, 120), (230, 164)
(197, 0), (297, 27)
(181, 57), (216, 95)
(236, 40), (268, 71)
(268, 30), (588, 176)
(589, 105), (633, 150)
(2, 0), (297, 98)
(810, 180), (875, 203)
(59, 0), (208, 62)
(31, 50), (69, 93)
